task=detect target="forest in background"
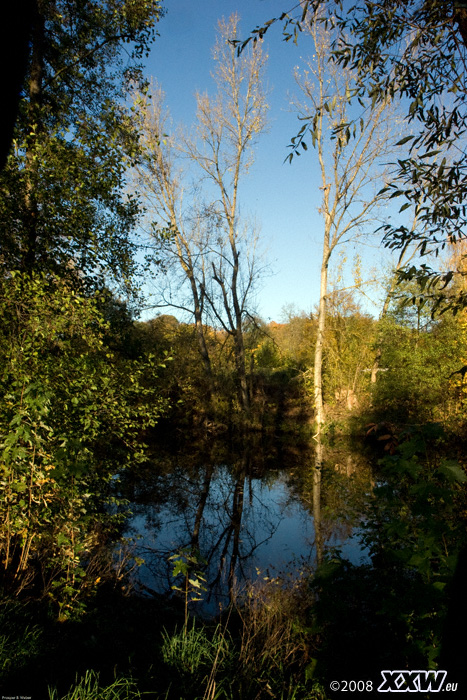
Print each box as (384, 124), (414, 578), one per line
(2, 0), (467, 698)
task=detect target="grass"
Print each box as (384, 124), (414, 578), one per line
(1, 571), (330, 700)
(161, 620), (230, 677)
(48, 670), (142, 700)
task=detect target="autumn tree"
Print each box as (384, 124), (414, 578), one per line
(271, 307), (316, 371)
(134, 84), (216, 401)
(370, 239), (419, 384)
(183, 14), (269, 414)
(292, 12), (394, 431)
(135, 14), (269, 414)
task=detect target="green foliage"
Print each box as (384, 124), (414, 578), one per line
(330, 0), (467, 314)
(0, 272), (168, 616)
(0, 0), (167, 616)
(158, 575), (325, 699)
(134, 317), (210, 411)
(361, 424), (467, 665)
(49, 670), (142, 700)
(0, 0), (163, 290)
(366, 424), (467, 583)
(169, 547), (207, 630)
(371, 313), (462, 421)
(251, 337), (283, 370)
(336, 0), (467, 298)
(273, 312), (316, 371)
(323, 305), (375, 405)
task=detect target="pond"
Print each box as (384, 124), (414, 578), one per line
(119, 435), (374, 615)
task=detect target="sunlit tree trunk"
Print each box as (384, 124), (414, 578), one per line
(314, 215), (330, 430)
(293, 11), (394, 433)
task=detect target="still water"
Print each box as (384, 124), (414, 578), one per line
(120, 436), (373, 614)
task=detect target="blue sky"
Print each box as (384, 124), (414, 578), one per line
(139, 0), (394, 322)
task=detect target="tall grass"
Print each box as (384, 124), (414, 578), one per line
(161, 620), (230, 677)
(48, 670), (142, 700)
(15, 573), (328, 700)
(228, 573), (322, 699)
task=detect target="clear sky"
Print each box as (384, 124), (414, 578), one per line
(139, 0), (394, 322)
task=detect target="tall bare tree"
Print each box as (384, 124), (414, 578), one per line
(134, 15), (269, 414)
(134, 85), (215, 401)
(183, 14), (269, 413)
(292, 12), (395, 432)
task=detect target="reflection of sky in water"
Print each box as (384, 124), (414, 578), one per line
(124, 458), (369, 614)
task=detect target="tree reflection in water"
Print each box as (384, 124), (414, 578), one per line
(313, 436), (324, 567)
(120, 438), (373, 614)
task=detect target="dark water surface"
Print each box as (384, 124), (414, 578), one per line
(120, 436), (373, 614)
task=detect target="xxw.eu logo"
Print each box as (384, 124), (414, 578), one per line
(378, 670), (457, 693)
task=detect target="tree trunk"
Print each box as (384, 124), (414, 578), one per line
(176, 231), (215, 404)
(233, 331), (250, 414)
(228, 469), (245, 596)
(190, 277), (214, 403)
(191, 463), (214, 549)
(314, 223), (330, 434)
(231, 229), (250, 415)
(313, 436), (324, 567)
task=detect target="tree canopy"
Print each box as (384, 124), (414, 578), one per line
(0, 0), (163, 293)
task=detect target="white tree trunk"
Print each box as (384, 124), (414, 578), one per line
(314, 222), (330, 433)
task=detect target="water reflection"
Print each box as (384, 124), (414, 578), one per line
(314, 438), (324, 566)
(120, 437), (373, 614)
